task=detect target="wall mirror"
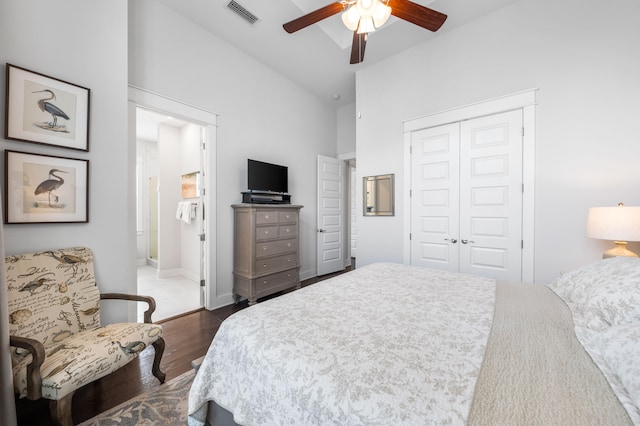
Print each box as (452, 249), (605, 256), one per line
(363, 174), (395, 216)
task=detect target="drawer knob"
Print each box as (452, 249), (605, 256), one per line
(264, 230), (269, 234)
(287, 243), (291, 247)
(263, 264), (267, 268)
(262, 246), (268, 251)
(285, 228), (290, 233)
(262, 280), (268, 284)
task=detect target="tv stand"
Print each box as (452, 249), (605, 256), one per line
(242, 191), (291, 204)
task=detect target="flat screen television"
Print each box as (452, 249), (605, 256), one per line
(247, 159), (288, 193)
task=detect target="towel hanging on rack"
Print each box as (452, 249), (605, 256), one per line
(176, 201), (197, 224)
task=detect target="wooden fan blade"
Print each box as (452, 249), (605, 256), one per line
(283, 2), (344, 34)
(387, 0), (447, 32)
(350, 32), (367, 64)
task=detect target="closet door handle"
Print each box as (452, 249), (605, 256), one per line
(318, 229), (326, 233)
(445, 238), (457, 244)
(461, 239), (475, 244)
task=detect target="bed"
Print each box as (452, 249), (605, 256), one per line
(188, 260), (640, 425)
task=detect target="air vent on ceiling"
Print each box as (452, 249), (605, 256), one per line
(226, 0), (260, 25)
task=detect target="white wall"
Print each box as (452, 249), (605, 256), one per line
(356, 0), (640, 283)
(158, 124), (182, 272)
(0, 0), (133, 323)
(337, 102), (356, 155)
(129, 0), (337, 306)
(0, 0), (200, 404)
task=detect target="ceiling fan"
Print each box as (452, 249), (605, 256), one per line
(283, 0), (447, 65)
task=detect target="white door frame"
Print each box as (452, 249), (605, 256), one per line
(128, 85), (220, 309)
(403, 89), (537, 283)
(339, 151), (356, 268)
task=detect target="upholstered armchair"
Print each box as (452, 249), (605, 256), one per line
(6, 247), (166, 426)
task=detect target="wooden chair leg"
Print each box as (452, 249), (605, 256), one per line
(50, 392), (74, 426)
(152, 337), (167, 383)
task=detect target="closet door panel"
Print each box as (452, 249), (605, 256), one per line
(410, 123), (460, 271)
(459, 110), (523, 281)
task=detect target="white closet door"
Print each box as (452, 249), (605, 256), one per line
(459, 110), (523, 281)
(410, 123), (460, 271)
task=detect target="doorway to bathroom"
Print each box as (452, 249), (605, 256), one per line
(129, 86), (218, 322)
(135, 107), (205, 321)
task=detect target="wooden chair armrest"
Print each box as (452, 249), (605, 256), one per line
(9, 335), (45, 400)
(100, 292), (157, 323)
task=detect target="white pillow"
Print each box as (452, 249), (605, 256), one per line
(547, 257), (640, 330)
(582, 270), (640, 330)
(599, 323), (640, 410)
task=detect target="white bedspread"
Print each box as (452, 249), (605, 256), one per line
(188, 263), (496, 426)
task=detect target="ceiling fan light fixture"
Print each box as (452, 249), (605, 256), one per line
(356, 0), (377, 18)
(344, 0), (389, 33)
(283, 0), (447, 64)
(372, 2), (391, 28)
(357, 16), (376, 34)
(342, 5), (360, 31)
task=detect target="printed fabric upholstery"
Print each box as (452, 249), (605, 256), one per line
(6, 247), (163, 400)
(12, 322), (162, 399)
(7, 247), (100, 344)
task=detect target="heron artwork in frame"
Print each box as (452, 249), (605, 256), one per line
(4, 150), (89, 224)
(5, 63), (90, 151)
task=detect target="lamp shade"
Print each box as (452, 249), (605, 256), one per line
(357, 16), (376, 33)
(586, 205), (640, 242)
(372, 2), (391, 27)
(342, 6), (360, 31)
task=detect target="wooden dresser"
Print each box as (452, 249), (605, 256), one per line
(232, 204), (303, 305)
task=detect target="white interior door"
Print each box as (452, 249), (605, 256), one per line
(459, 110), (523, 281)
(410, 123), (460, 271)
(317, 155), (344, 275)
(410, 110), (524, 281)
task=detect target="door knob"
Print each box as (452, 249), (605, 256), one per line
(445, 238), (457, 244)
(461, 239), (475, 244)
(318, 229), (326, 233)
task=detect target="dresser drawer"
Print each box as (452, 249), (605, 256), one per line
(256, 225), (278, 241)
(254, 269), (299, 296)
(256, 224), (297, 241)
(255, 210), (278, 225)
(255, 254), (297, 275)
(256, 239), (297, 258)
(278, 224), (297, 239)
(278, 210), (298, 224)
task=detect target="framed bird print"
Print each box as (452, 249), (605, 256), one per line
(5, 63), (90, 151)
(4, 150), (89, 224)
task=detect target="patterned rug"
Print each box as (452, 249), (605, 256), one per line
(79, 369), (195, 425)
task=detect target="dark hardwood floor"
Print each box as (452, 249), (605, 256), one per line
(15, 262), (354, 425)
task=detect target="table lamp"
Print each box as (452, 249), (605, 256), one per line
(586, 203), (640, 258)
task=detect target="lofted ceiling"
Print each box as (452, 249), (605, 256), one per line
(155, 0), (518, 107)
